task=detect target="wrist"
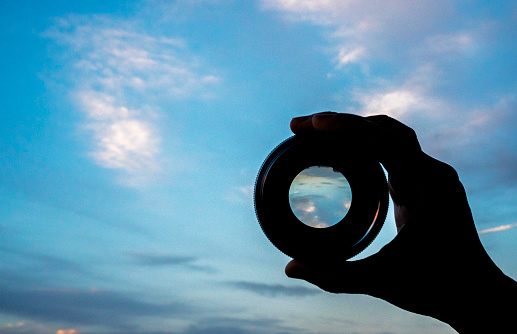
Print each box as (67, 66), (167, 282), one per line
(442, 273), (517, 333)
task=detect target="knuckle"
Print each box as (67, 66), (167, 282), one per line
(428, 157), (459, 181)
(367, 115), (421, 153)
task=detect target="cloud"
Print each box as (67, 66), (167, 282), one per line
(260, 0), (489, 121)
(225, 185), (255, 204)
(262, 0), (458, 66)
(82, 93), (161, 172)
(335, 46), (365, 67)
(127, 253), (197, 266)
(290, 196), (319, 214)
(422, 96), (517, 180)
(184, 326), (251, 334)
(0, 287), (188, 331)
(229, 281), (321, 297)
(479, 223), (517, 235)
(355, 88), (437, 119)
(44, 15), (219, 185)
(422, 32), (476, 54)
(45, 16), (213, 98)
(289, 195), (329, 228)
(0, 248), (93, 292)
(262, 1), (516, 136)
(183, 316), (306, 334)
(0, 322), (29, 334)
(0, 317), (312, 334)
(79, 92), (132, 120)
(126, 252), (216, 273)
(92, 119), (157, 169)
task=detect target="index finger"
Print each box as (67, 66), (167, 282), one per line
(291, 113), (422, 174)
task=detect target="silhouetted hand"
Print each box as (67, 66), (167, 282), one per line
(286, 112), (517, 333)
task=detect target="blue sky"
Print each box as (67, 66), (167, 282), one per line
(1, 1), (516, 333)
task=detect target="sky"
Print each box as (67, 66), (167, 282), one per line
(0, 0), (516, 333)
(289, 166), (352, 228)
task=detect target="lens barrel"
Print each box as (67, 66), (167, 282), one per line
(254, 134), (389, 264)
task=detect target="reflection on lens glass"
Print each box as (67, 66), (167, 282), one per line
(289, 166), (352, 228)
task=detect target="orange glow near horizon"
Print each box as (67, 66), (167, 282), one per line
(56, 329), (79, 334)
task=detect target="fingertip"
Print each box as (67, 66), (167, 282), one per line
(285, 259), (308, 279)
(311, 113), (336, 130)
(291, 112), (338, 134)
(290, 115), (311, 134)
(311, 112), (363, 132)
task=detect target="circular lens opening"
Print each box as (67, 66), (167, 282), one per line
(288, 166), (352, 228)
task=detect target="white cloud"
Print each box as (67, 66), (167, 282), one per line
(312, 220), (329, 228)
(289, 196), (330, 228)
(358, 90), (421, 118)
(261, 0), (453, 32)
(335, 46), (365, 67)
(352, 64), (442, 119)
(45, 15), (219, 185)
(78, 90), (160, 173)
(479, 223), (517, 235)
(261, 0), (487, 123)
(424, 32), (476, 54)
(226, 185), (255, 204)
(297, 200), (316, 214)
(89, 118), (160, 171)
(79, 92), (132, 120)
(58, 19), (217, 99)
(262, 0), (458, 67)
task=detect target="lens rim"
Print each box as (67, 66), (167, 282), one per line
(254, 134), (389, 264)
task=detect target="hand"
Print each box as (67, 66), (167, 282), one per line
(285, 112), (516, 333)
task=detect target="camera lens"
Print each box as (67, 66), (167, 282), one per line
(255, 134), (388, 264)
(288, 166), (352, 228)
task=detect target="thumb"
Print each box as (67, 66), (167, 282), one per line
(285, 258), (377, 295)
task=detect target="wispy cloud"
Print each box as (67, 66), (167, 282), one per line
(0, 247), (86, 281)
(335, 46), (365, 67)
(225, 185), (254, 204)
(0, 287), (188, 330)
(126, 252), (216, 273)
(80, 91), (160, 172)
(356, 89), (432, 119)
(183, 316), (306, 334)
(261, 0), (487, 120)
(229, 281), (321, 297)
(422, 95), (517, 188)
(44, 15), (219, 185)
(422, 31), (476, 54)
(289, 195), (328, 228)
(479, 223), (517, 235)
(0, 322), (27, 334)
(127, 253), (198, 266)
(261, 0), (459, 67)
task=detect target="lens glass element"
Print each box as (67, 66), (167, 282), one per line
(288, 166), (352, 228)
